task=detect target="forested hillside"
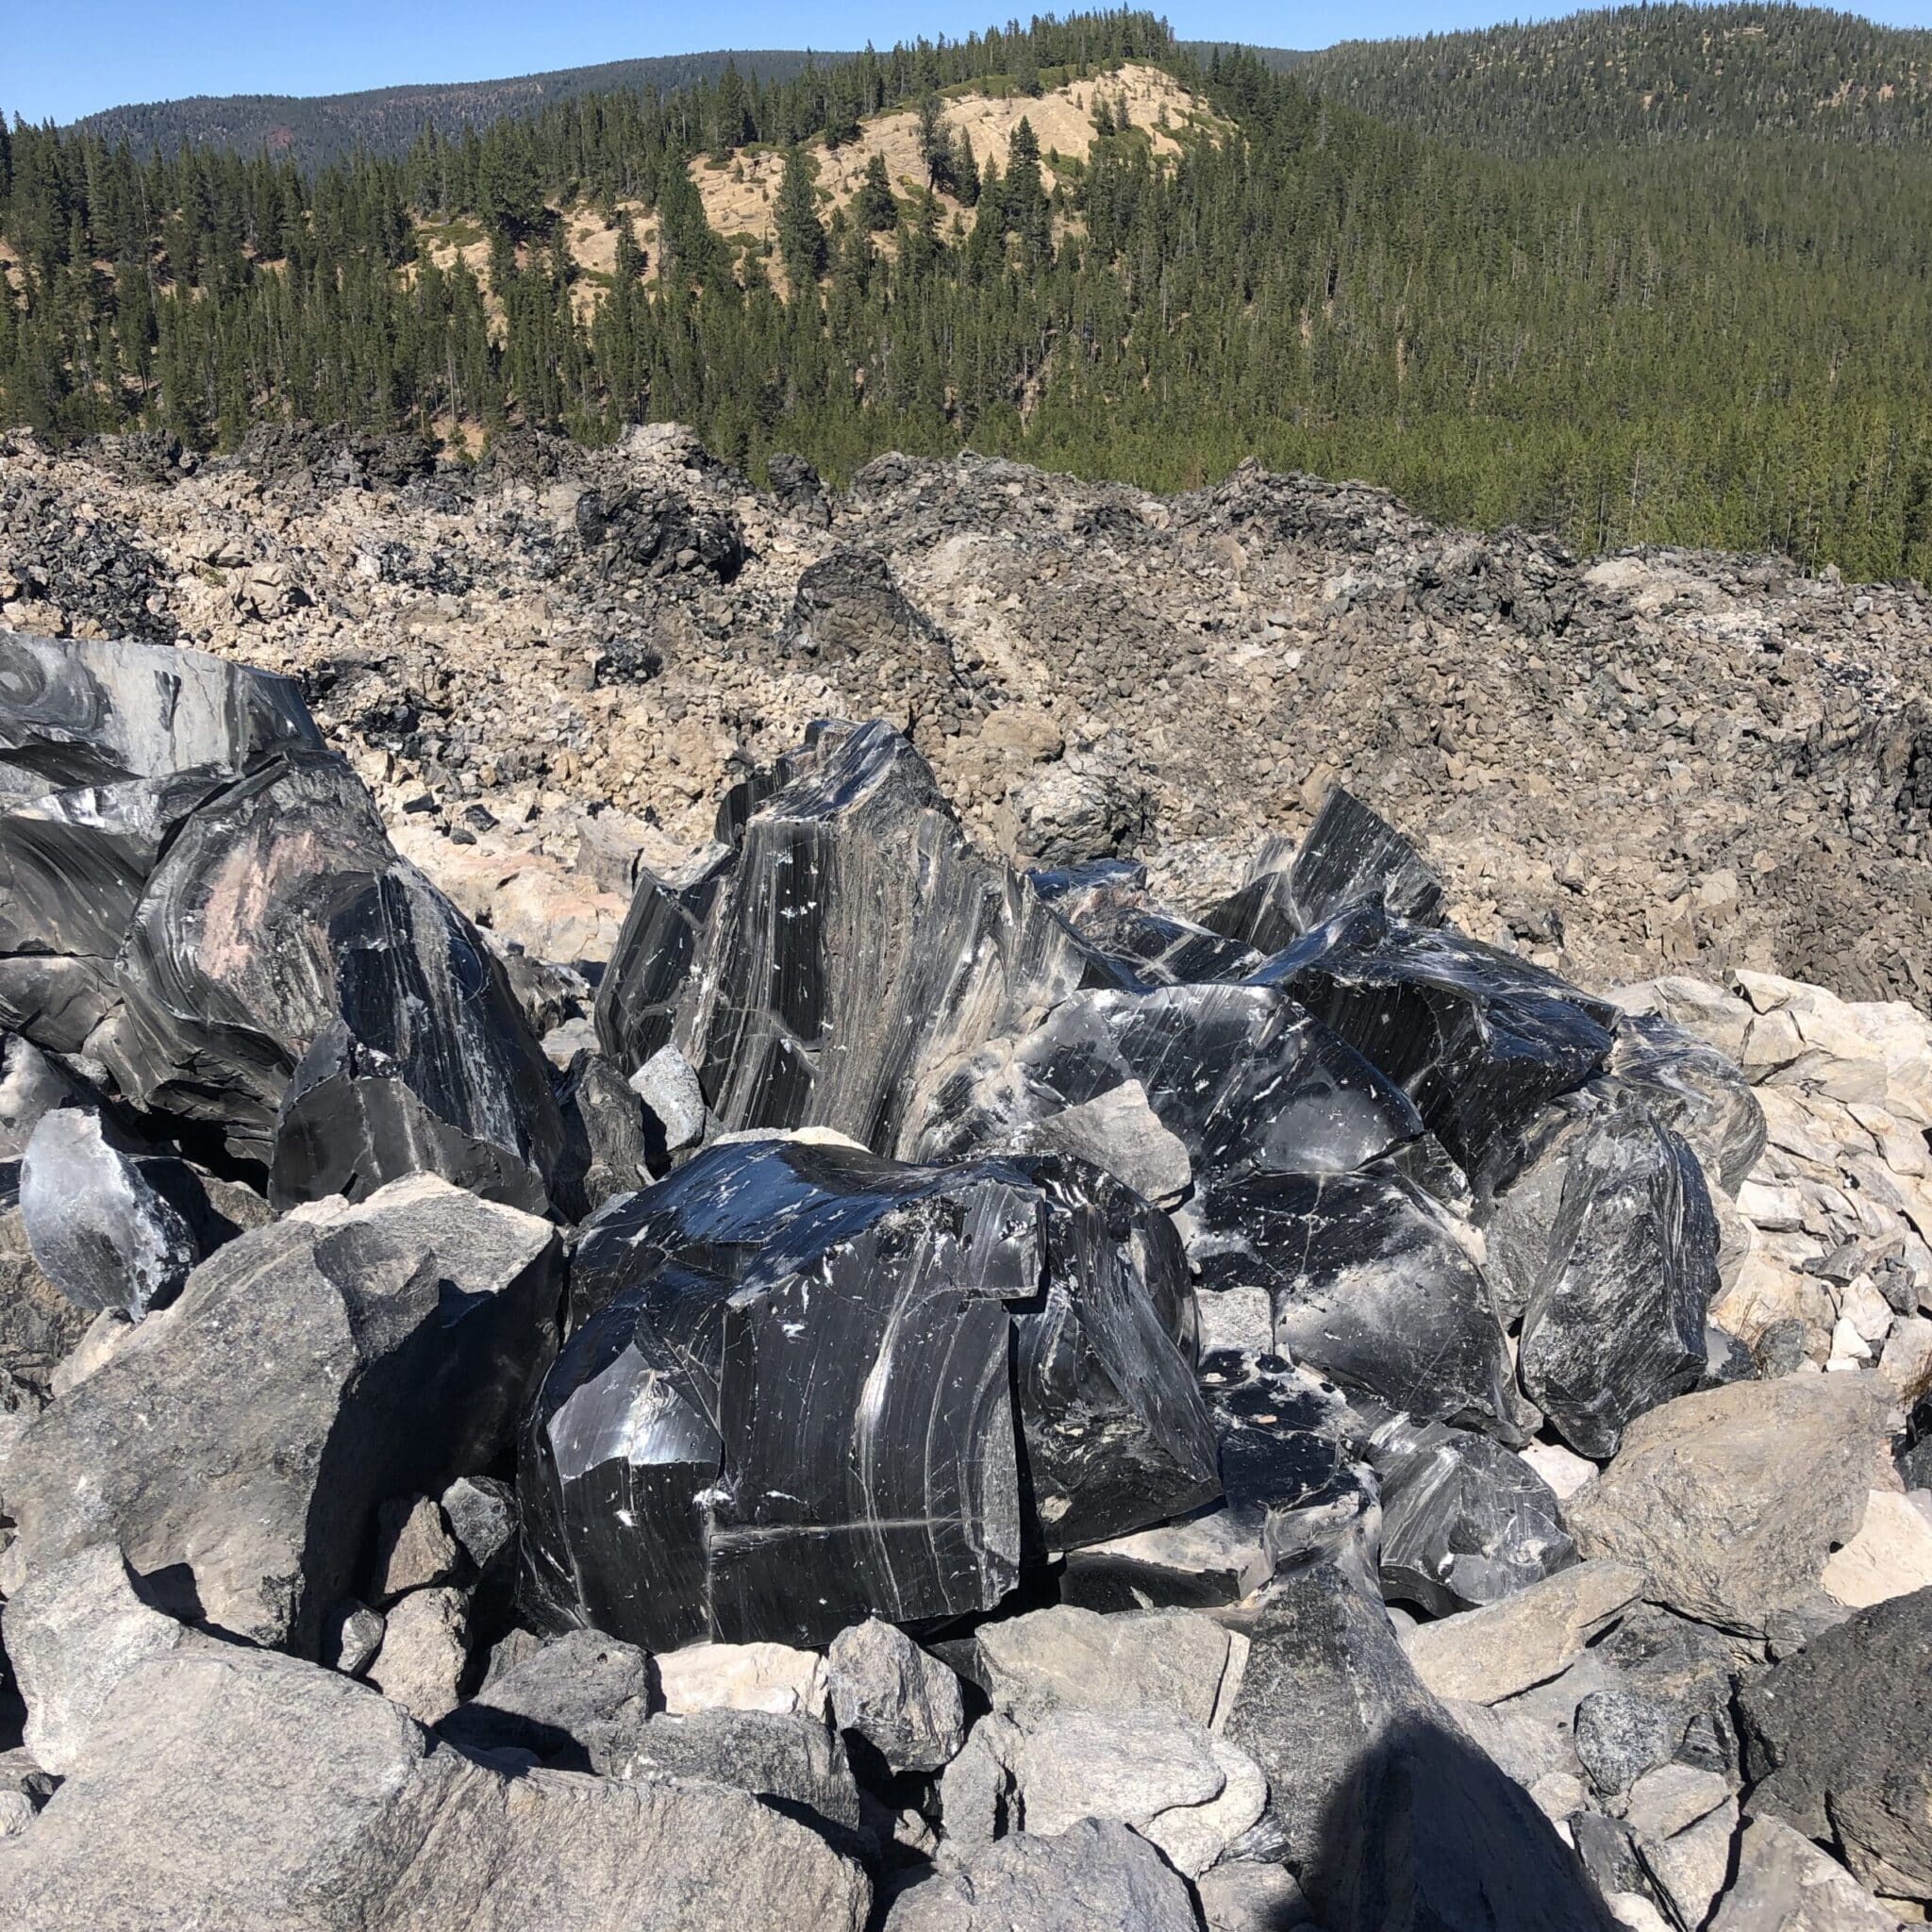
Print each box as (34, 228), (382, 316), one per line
(67, 51), (846, 172)
(3, 8), (1930, 581)
(1296, 3), (1932, 151)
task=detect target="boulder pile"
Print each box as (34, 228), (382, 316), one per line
(0, 629), (1928, 1932)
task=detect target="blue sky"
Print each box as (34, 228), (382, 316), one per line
(8, 1), (1932, 125)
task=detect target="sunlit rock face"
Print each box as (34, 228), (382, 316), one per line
(0, 631), (561, 1208)
(519, 1137), (1217, 1650)
(595, 721), (1094, 1157)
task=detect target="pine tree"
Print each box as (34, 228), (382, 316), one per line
(857, 152), (898, 232)
(774, 145), (827, 290)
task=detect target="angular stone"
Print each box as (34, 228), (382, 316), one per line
(18, 1108), (201, 1318)
(973, 1603), (1246, 1732)
(1202, 785), (1445, 956)
(441, 1474), (518, 1574)
(994, 1703), (1228, 1838)
(1252, 900), (1618, 1196)
(0, 1647), (871, 1931)
(0, 1191), (90, 1396)
(1819, 1491), (1932, 1608)
(826, 1617), (967, 1774)
(1, 1544), (194, 1774)
(370, 1495), (462, 1605)
(1711, 1817), (1908, 1932)
(1371, 1416), (1577, 1616)
(1739, 1587), (1932, 1900)
(596, 724), (1091, 1158)
(617, 1708), (863, 1836)
(552, 1048), (651, 1220)
(658, 1641), (831, 1722)
(1216, 1560), (1440, 1869)
(521, 1139), (1214, 1649)
(884, 1818), (1198, 1931)
(921, 980), (1425, 1192)
(1566, 1375), (1892, 1636)
(0, 1032), (87, 1158)
(1196, 1861), (1318, 1932)
(325, 1600), (384, 1678)
(1574, 1688), (1685, 1796)
(1645, 1796), (1740, 1928)
(1519, 1105), (1722, 1458)
(366, 1584), (468, 1724)
(1625, 1762), (1732, 1840)
(628, 1042), (708, 1153)
(1009, 1078), (1193, 1207)
(1, 1174), (559, 1653)
(438, 1626), (655, 1770)
(1194, 1162), (1526, 1443)
(1401, 1558), (1647, 1704)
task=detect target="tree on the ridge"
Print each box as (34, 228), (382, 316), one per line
(774, 144), (827, 290)
(856, 152), (899, 232)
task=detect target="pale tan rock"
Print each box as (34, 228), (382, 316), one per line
(366, 1586), (469, 1724)
(1821, 1491), (1932, 1609)
(1878, 1317), (1932, 1401)
(1401, 1559), (1646, 1704)
(657, 1641), (831, 1722)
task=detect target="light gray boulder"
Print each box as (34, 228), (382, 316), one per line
(1567, 1374), (1891, 1636)
(0, 1174), (559, 1654)
(1, 1542), (198, 1773)
(1710, 1818), (1908, 1931)
(365, 1585), (469, 1724)
(0, 1646), (872, 1931)
(827, 1617), (967, 1774)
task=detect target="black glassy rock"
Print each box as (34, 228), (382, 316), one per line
(1251, 901), (1617, 1196)
(0, 634), (318, 1052)
(594, 723), (1091, 1155)
(1369, 1417), (1576, 1616)
(1518, 1104), (1722, 1459)
(1202, 786), (1445, 957)
(1605, 1011), (1767, 1196)
(520, 1138), (1217, 1649)
(0, 635), (560, 1207)
(918, 982), (1424, 1188)
(1191, 1164), (1526, 1443)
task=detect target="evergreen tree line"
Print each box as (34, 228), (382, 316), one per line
(2, 11), (1929, 580)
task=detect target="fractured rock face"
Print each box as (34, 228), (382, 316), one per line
(1, 1174), (559, 1654)
(1518, 1104), (1722, 1459)
(1253, 901), (1618, 1195)
(17, 1108), (200, 1318)
(1203, 785), (1445, 955)
(1369, 1417), (1577, 1616)
(520, 1137), (1216, 1649)
(595, 723), (1091, 1158)
(920, 979), (1425, 1189)
(1192, 1162), (1525, 1443)
(1, 634), (562, 1209)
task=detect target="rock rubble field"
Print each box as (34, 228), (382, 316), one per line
(0, 428), (1928, 1931)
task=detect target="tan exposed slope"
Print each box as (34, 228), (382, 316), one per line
(692, 63), (1224, 248)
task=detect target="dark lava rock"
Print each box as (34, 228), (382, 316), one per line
(519, 1137), (1216, 1650)
(1606, 1010), (1766, 1195)
(619, 1709), (864, 1838)
(1252, 901), (1617, 1196)
(550, 1049), (652, 1221)
(920, 981), (1425, 1189)
(784, 551), (957, 685)
(574, 486), (745, 584)
(1062, 1348), (1380, 1610)
(1191, 1162), (1526, 1444)
(765, 453), (832, 528)
(17, 1108), (201, 1318)
(1204, 785), (1445, 956)
(1518, 1105), (1721, 1459)
(0, 635), (561, 1206)
(1368, 1416), (1576, 1616)
(1739, 1585), (1932, 1901)
(595, 723), (1091, 1158)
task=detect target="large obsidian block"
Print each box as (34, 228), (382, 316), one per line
(1202, 787), (1445, 957)
(521, 1138), (1218, 1649)
(1250, 902), (1616, 1196)
(918, 982), (1424, 1187)
(1190, 1163), (1527, 1444)
(1, 636), (562, 1208)
(1517, 1103), (1721, 1458)
(594, 723), (1093, 1157)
